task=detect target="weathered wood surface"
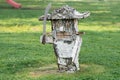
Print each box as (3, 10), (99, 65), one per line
(39, 5), (90, 20)
(39, 5), (90, 72)
(54, 36), (82, 72)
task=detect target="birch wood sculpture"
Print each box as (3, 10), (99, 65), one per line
(39, 5), (90, 73)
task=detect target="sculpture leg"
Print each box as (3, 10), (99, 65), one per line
(58, 57), (76, 72)
(72, 36), (82, 71)
(57, 57), (68, 72)
(73, 53), (80, 70)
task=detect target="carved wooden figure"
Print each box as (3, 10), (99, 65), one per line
(39, 5), (90, 73)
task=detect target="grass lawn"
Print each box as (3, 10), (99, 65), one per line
(0, 0), (120, 80)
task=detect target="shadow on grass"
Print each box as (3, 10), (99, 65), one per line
(28, 63), (105, 78)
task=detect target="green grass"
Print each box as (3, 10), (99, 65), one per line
(0, 0), (120, 80)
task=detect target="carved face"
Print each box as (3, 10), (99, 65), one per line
(52, 19), (75, 32)
(51, 19), (77, 40)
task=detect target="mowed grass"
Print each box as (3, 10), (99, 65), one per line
(0, 0), (120, 80)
